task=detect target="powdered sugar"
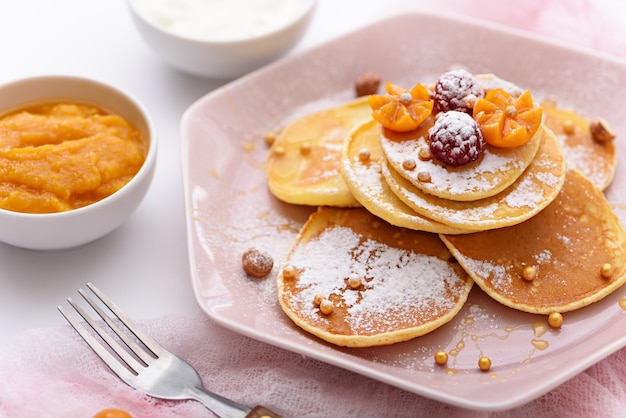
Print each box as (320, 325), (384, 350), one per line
(382, 130), (531, 196)
(558, 139), (610, 189)
(285, 225), (468, 334)
(463, 258), (512, 294)
(433, 69), (484, 113)
(429, 110), (483, 167)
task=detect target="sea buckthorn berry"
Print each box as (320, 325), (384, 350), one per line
(601, 263), (614, 278)
(368, 81), (433, 132)
(273, 145), (286, 156)
(432, 69), (484, 114)
(242, 248), (274, 278)
(417, 171), (431, 183)
(348, 274), (362, 289)
(522, 266), (536, 281)
(434, 350), (448, 365)
(562, 120), (575, 134)
(548, 312), (563, 329)
(478, 356), (492, 371)
(282, 265), (296, 280)
(264, 131), (276, 146)
(93, 409), (132, 418)
(429, 111), (483, 167)
(402, 157), (416, 170)
(319, 298), (334, 314)
(313, 293), (325, 306)
(358, 148), (371, 162)
(299, 142), (311, 155)
(418, 147), (432, 161)
(473, 88), (543, 148)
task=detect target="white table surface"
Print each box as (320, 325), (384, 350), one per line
(0, 0), (433, 347)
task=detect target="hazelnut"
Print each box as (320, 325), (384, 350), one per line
(589, 118), (616, 142)
(242, 248), (274, 278)
(355, 73), (381, 97)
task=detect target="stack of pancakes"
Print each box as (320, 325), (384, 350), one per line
(265, 72), (624, 348)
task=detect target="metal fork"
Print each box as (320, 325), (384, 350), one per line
(58, 283), (281, 418)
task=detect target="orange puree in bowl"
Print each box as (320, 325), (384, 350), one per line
(0, 103), (147, 213)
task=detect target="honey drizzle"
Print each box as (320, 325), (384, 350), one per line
(441, 310), (555, 379)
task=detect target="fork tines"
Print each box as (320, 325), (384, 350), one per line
(57, 283), (162, 381)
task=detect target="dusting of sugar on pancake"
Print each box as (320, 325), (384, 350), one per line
(277, 207), (472, 347)
(285, 226), (465, 333)
(340, 120), (470, 234)
(380, 122), (543, 201)
(381, 128), (566, 230)
(441, 169), (626, 314)
(541, 101), (617, 190)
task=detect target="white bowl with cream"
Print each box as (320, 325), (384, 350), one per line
(127, 0), (317, 79)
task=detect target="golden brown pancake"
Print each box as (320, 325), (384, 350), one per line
(277, 206), (473, 347)
(379, 118), (543, 202)
(340, 119), (471, 234)
(441, 169), (626, 314)
(265, 97), (372, 207)
(381, 127), (567, 231)
(541, 101), (617, 190)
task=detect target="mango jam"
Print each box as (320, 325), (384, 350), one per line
(0, 102), (147, 213)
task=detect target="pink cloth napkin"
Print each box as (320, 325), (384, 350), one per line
(2, 1), (626, 417)
(1, 314), (626, 418)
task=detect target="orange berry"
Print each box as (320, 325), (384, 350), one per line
(368, 82), (433, 132)
(473, 88), (542, 148)
(93, 408), (132, 418)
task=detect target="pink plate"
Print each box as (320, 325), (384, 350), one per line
(181, 11), (626, 410)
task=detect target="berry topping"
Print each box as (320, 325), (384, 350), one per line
(429, 111), (483, 167)
(432, 69), (484, 113)
(473, 88), (542, 148)
(368, 82), (433, 132)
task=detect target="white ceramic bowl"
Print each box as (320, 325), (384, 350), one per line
(127, 0), (317, 79)
(0, 75), (157, 250)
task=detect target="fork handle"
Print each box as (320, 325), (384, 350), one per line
(245, 405), (283, 418)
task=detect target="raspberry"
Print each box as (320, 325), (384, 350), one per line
(432, 69), (484, 113)
(429, 111), (483, 167)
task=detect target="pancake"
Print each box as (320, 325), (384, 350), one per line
(541, 101), (617, 190)
(379, 117), (543, 202)
(441, 169), (626, 314)
(340, 119), (471, 234)
(381, 127), (567, 231)
(276, 206), (473, 347)
(265, 97), (371, 207)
